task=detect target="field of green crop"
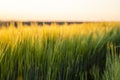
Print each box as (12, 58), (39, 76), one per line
(0, 22), (120, 80)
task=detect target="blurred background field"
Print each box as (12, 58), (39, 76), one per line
(0, 21), (120, 27)
(0, 22), (120, 80)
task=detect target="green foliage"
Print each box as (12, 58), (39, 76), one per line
(102, 42), (120, 80)
(0, 26), (120, 80)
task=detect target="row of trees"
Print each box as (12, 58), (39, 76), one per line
(0, 21), (83, 27)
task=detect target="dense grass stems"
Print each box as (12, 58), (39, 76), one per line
(0, 22), (120, 80)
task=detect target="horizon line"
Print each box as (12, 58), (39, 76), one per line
(0, 20), (120, 22)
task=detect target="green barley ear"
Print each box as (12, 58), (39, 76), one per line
(103, 43), (120, 80)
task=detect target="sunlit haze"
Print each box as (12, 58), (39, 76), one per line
(0, 0), (120, 21)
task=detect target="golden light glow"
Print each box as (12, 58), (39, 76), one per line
(0, 0), (120, 21)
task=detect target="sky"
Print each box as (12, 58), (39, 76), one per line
(0, 0), (120, 21)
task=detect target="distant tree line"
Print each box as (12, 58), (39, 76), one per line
(0, 21), (83, 27)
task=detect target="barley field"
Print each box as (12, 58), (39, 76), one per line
(0, 22), (120, 80)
